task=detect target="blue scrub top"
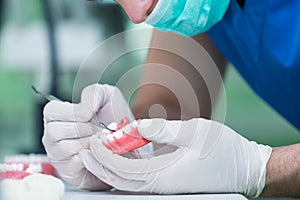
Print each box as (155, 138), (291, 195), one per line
(208, 0), (300, 130)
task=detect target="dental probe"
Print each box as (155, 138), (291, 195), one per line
(31, 85), (115, 132)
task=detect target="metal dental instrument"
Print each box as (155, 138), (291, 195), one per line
(32, 85), (115, 132)
(98, 123), (115, 132)
(32, 86), (61, 101)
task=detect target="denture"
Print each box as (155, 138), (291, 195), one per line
(97, 117), (150, 154)
(0, 163), (31, 179)
(0, 154), (56, 180)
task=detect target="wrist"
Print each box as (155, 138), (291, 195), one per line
(261, 143), (300, 197)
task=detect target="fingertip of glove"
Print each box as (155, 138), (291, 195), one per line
(80, 84), (109, 114)
(137, 118), (166, 140)
(43, 100), (93, 122)
(81, 84), (102, 99)
(43, 100), (62, 114)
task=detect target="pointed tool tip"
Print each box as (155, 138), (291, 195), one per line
(31, 85), (38, 94)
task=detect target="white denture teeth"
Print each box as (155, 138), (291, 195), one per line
(107, 122), (117, 131)
(100, 135), (108, 144)
(113, 130), (124, 139)
(131, 120), (139, 128)
(0, 163), (24, 172)
(4, 154), (48, 163)
(0, 164), (10, 172)
(106, 134), (115, 142)
(101, 129), (111, 134)
(26, 164), (43, 174)
(120, 124), (131, 134)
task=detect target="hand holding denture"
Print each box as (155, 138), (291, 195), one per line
(42, 84), (134, 190)
(82, 118), (272, 198)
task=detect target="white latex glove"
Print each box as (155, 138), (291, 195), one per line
(42, 84), (134, 190)
(81, 118), (272, 198)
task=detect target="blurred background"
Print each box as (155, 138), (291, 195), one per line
(0, 0), (299, 162)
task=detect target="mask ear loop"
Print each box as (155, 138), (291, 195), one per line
(144, 0), (170, 25)
(146, 0), (159, 16)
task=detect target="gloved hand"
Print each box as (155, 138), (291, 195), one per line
(81, 118), (272, 198)
(42, 84), (134, 190)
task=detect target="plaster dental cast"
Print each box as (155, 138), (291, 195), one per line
(42, 0), (300, 198)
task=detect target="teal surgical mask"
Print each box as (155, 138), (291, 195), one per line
(145, 0), (231, 37)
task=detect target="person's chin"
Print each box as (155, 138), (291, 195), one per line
(118, 0), (158, 24)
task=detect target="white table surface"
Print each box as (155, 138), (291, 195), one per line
(62, 190), (248, 200)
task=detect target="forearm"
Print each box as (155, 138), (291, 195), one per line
(132, 30), (227, 120)
(261, 143), (300, 197)
(132, 31), (203, 119)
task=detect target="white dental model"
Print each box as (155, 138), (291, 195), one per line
(0, 174), (65, 200)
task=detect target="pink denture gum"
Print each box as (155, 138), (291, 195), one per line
(99, 117), (150, 155)
(0, 154), (56, 180)
(0, 164), (30, 179)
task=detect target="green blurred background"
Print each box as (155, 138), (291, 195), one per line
(0, 0), (299, 163)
